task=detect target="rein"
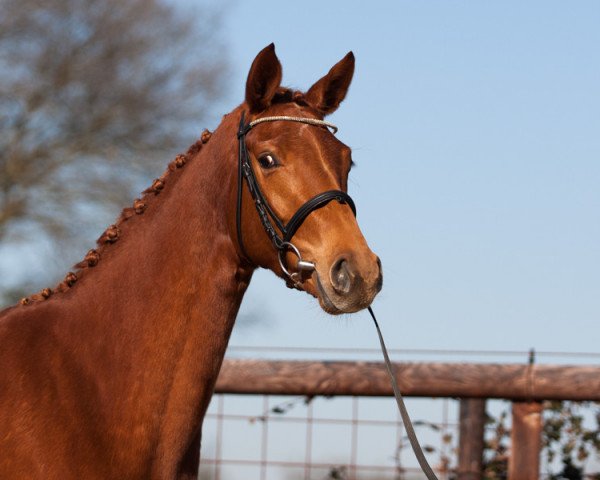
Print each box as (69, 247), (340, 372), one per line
(235, 112), (439, 479)
(368, 307), (439, 480)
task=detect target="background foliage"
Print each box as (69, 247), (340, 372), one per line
(0, 0), (228, 305)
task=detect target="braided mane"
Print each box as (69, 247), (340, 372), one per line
(19, 129), (213, 306)
(19, 87), (309, 306)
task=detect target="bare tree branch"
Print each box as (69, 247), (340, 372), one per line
(0, 0), (229, 303)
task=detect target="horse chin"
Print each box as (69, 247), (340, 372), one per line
(314, 272), (365, 315)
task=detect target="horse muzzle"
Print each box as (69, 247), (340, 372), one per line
(314, 253), (382, 314)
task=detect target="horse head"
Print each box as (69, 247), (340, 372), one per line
(234, 44), (382, 314)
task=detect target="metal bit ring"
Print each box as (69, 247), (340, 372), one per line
(278, 241), (315, 286)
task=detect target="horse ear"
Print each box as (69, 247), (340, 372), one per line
(306, 52), (355, 116)
(245, 43), (283, 113)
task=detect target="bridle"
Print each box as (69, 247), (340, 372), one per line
(236, 112), (356, 289)
(236, 111), (440, 480)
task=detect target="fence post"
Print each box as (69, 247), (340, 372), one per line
(457, 398), (487, 480)
(508, 401), (543, 480)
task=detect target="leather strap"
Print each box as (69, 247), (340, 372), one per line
(283, 190), (355, 242)
(368, 306), (440, 480)
(238, 113), (437, 480)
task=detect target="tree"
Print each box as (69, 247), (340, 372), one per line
(0, 0), (228, 305)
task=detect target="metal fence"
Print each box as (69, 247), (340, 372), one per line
(201, 394), (461, 480)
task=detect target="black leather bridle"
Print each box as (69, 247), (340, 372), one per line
(236, 112), (356, 288)
(236, 112), (440, 480)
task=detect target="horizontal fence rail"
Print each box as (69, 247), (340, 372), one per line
(216, 359), (600, 401)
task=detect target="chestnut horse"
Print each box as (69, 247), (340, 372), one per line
(0, 44), (381, 479)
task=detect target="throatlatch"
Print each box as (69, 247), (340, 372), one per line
(236, 112), (356, 288)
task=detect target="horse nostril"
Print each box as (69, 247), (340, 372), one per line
(375, 256), (383, 292)
(330, 257), (352, 295)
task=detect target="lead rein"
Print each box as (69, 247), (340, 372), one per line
(368, 306), (440, 480)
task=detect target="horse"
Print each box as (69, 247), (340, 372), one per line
(0, 44), (382, 479)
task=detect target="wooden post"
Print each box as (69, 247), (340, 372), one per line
(508, 401), (543, 480)
(457, 398), (486, 480)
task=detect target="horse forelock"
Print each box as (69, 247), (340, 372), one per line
(272, 88), (310, 108)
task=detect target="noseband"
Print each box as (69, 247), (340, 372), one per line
(236, 112), (356, 289)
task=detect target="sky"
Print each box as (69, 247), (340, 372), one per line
(205, 3), (600, 474)
(2, 0), (598, 476)
(2, 0), (597, 356)
(215, 1), (600, 357)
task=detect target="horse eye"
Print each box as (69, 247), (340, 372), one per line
(258, 153), (278, 169)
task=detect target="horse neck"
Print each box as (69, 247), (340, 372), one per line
(55, 110), (252, 467)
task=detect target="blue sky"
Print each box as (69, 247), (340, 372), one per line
(3, 1), (597, 355)
(210, 5), (600, 471)
(216, 1), (600, 356)
(1, 1), (598, 475)
(2, 1), (597, 355)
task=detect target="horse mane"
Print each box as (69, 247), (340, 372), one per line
(19, 129), (214, 306)
(18, 87), (310, 306)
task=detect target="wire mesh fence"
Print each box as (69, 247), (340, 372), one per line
(200, 393), (460, 480)
(198, 347), (600, 480)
